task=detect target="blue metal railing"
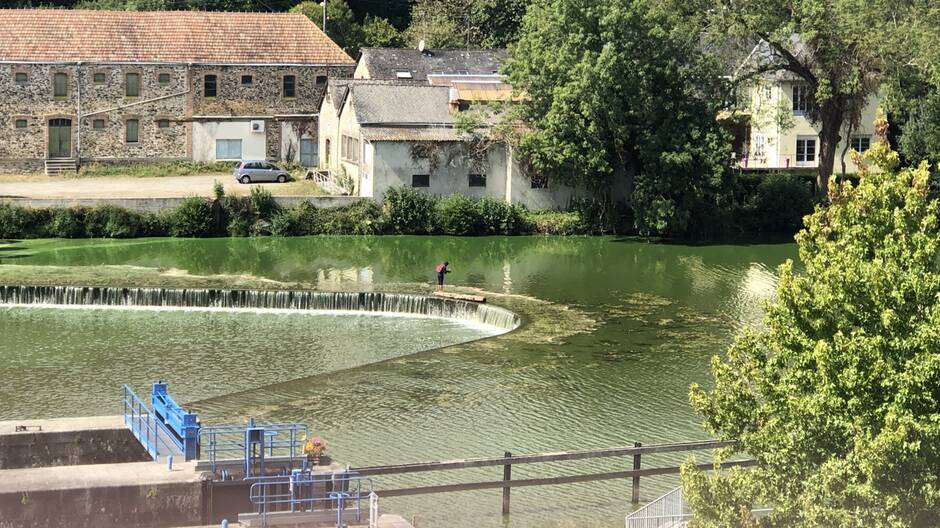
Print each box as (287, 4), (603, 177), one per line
(200, 419), (308, 477)
(151, 382), (200, 460)
(248, 471), (374, 527)
(122, 384), (177, 461)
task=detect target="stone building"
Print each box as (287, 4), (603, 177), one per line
(0, 9), (355, 174)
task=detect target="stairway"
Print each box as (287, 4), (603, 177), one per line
(45, 158), (78, 175)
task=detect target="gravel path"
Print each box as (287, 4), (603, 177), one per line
(0, 174), (318, 199)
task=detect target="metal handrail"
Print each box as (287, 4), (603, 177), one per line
(248, 472), (374, 527)
(121, 384), (178, 461)
(199, 422), (308, 474)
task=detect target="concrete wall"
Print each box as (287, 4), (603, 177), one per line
(743, 79), (879, 173)
(192, 120), (267, 162)
(0, 427), (150, 470)
(1, 195), (364, 213)
(318, 89), (341, 170)
(371, 141), (573, 209)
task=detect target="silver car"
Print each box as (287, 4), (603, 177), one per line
(233, 160), (291, 184)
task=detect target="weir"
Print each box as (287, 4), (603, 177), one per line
(0, 285), (521, 331)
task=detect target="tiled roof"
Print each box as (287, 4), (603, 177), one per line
(348, 82), (454, 125)
(358, 48), (506, 81)
(0, 9), (355, 65)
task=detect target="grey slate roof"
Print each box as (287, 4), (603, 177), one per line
(349, 82), (455, 125)
(360, 126), (461, 141)
(358, 48), (507, 81)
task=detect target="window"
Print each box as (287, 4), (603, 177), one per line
(125, 119), (139, 143)
(468, 174), (486, 187)
(204, 74), (217, 97)
(282, 75), (296, 98)
(92, 119), (105, 130)
(412, 174), (430, 188)
(125, 72), (140, 97)
(53, 72), (68, 98)
(753, 133), (766, 157)
(316, 75), (327, 85)
(792, 84), (812, 115)
(14, 119), (27, 129)
(14, 72), (27, 85)
(456, 69), (470, 75)
(156, 119), (171, 129)
(763, 86), (772, 100)
(158, 73), (171, 85)
(531, 173), (549, 189)
(241, 75), (253, 86)
(93, 72), (106, 84)
(851, 135), (871, 153)
(395, 71), (413, 79)
(341, 134), (359, 162)
(796, 137), (817, 166)
(216, 139), (243, 160)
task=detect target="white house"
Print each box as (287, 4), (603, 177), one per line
(730, 40), (880, 174)
(318, 49), (573, 209)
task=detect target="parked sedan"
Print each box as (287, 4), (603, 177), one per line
(233, 160), (291, 184)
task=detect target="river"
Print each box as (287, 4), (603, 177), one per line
(0, 236), (797, 527)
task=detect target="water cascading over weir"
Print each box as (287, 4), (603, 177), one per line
(0, 285), (521, 331)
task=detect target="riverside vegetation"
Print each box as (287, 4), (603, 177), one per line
(0, 175), (813, 240)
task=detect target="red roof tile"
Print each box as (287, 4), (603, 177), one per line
(0, 9), (355, 65)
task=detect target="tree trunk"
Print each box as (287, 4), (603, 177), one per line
(816, 98), (846, 199)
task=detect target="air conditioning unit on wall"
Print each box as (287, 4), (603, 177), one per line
(251, 120), (265, 133)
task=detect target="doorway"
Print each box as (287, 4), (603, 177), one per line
(48, 118), (72, 159)
(300, 138), (318, 166)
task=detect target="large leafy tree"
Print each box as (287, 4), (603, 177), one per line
(503, 0), (734, 236)
(684, 121), (940, 526)
(290, 0), (364, 55)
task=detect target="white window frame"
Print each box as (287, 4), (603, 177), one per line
(215, 139), (242, 160)
(795, 136), (817, 167)
(752, 133), (766, 157)
(792, 84), (812, 116)
(851, 135), (871, 153)
(341, 134), (359, 162)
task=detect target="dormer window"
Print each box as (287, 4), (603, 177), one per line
(396, 71), (413, 79)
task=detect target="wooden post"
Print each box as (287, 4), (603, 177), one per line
(502, 451), (512, 516)
(631, 442), (642, 504)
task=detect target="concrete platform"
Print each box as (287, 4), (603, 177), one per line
(0, 460), (203, 493)
(0, 415), (125, 434)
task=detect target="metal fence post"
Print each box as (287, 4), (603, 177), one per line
(631, 442), (642, 504)
(502, 451), (512, 517)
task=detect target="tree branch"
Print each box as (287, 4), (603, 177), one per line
(756, 33), (817, 85)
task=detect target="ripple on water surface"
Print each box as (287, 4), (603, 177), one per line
(0, 306), (501, 420)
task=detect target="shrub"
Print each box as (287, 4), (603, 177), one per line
(742, 173), (815, 234)
(321, 200), (383, 235)
(436, 194), (481, 235)
(249, 186), (279, 221)
(382, 186), (436, 234)
(221, 196), (253, 237)
(47, 207), (86, 238)
(525, 210), (585, 235)
(477, 197), (527, 235)
(271, 202), (322, 236)
(170, 196), (214, 237)
(140, 212), (171, 237)
(0, 203), (45, 239)
(84, 205), (144, 238)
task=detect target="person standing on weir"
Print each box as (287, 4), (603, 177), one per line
(435, 261), (451, 291)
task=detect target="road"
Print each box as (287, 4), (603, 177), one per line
(0, 174), (319, 199)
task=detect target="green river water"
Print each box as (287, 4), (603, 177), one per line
(0, 236), (797, 527)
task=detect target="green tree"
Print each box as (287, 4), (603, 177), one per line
(471, 0), (531, 48)
(403, 0), (468, 48)
(684, 123), (940, 526)
(290, 0), (364, 55)
(898, 93), (940, 179)
(362, 15), (404, 47)
(673, 0), (940, 198)
(504, 0), (734, 236)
